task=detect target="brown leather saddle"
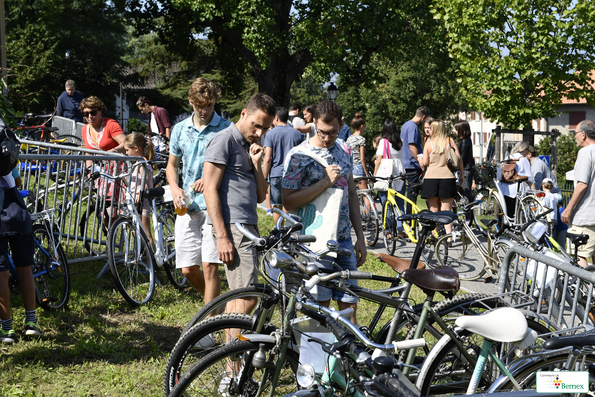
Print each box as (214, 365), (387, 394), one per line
(376, 253), (425, 273)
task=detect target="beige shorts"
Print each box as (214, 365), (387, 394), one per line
(567, 224), (595, 260)
(202, 223), (259, 290)
(174, 210), (220, 269)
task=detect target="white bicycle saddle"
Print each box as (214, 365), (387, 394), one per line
(455, 307), (528, 343)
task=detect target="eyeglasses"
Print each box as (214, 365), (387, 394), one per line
(83, 110), (98, 117)
(318, 130), (339, 138)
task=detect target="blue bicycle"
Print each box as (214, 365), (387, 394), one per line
(8, 209), (70, 311)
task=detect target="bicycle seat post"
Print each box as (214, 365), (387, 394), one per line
(410, 225), (432, 270)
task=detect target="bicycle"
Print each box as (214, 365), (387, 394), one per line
(99, 161), (183, 306)
(8, 208), (70, 311)
(354, 176), (380, 246)
(374, 173), (425, 255)
(164, 210), (546, 395)
(433, 200), (515, 281)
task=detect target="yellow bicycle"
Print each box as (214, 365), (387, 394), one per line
(375, 174), (425, 255)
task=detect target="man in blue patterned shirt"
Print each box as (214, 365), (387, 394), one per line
(166, 77), (231, 307)
(282, 101), (366, 324)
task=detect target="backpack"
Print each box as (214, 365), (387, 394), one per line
(500, 160), (517, 184)
(0, 124), (19, 176)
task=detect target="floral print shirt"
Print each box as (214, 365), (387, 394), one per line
(282, 138), (354, 241)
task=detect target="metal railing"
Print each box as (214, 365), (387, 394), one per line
(18, 140), (141, 265)
(498, 245), (595, 329)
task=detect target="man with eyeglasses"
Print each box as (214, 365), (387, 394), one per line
(282, 101), (367, 324)
(561, 120), (595, 268)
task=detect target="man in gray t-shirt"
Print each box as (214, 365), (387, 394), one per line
(561, 120), (595, 268)
(203, 93), (276, 315)
(526, 146), (556, 190)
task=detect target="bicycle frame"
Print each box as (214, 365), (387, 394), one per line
(384, 186), (420, 243)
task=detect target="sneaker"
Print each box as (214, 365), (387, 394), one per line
(194, 333), (215, 349)
(24, 321), (43, 337)
(219, 376), (233, 397)
(0, 329), (16, 344)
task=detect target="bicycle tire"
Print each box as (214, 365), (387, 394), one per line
(159, 210), (186, 290)
(517, 195), (548, 230)
(472, 188), (503, 235)
(168, 340), (299, 397)
(182, 284), (280, 336)
(164, 313), (277, 395)
(489, 353), (595, 392)
(435, 232), (487, 281)
(417, 320), (551, 397)
(359, 191), (379, 246)
(106, 217), (156, 306)
(383, 201), (397, 255)
(31, 224), (70, 311)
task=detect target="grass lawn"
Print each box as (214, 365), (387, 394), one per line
(1, 208), (433, 396)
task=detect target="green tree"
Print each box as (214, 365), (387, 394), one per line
(433, 0), (595, 129)
(129, 0), (430, 107)
(536, 134), (579, 185)
(6, 0), (128, 114)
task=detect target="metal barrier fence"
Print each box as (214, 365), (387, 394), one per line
(498, 245), (595, 330)
(18, 140), (143, 265)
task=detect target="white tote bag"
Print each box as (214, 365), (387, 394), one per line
(288, 149), (343, 253)
(373, 139), (395, 191)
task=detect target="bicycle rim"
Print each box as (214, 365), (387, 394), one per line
(435, 232), (486, 281)
(359, 192), (379, 246)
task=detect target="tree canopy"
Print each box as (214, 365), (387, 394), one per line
(433, 0), (595, 129)
(5, 0), (128, 114)
(129, 0), (429, 107)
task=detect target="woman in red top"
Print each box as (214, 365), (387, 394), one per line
(80, 96), (126, 153)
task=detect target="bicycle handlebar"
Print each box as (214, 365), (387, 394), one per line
(234, 223), (267, 247)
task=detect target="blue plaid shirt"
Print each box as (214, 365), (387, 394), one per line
(170, 112), (231, 211)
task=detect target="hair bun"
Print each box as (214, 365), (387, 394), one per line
(354, 112), (364, 119)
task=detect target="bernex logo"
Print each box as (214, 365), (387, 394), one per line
(536, 371), (588, 393)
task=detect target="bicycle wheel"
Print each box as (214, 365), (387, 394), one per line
(417, 320), (552, 397)
(489, 354), (595, 392)
(168, 340), (299, 397)
(164, 313), (277, 395)
(159, 210), (187, 290)
(517, 195), (549, 230)
(359, 192), (379, 246)
(182, 284), (281, 335)
(383, 201), (397, 255)
(435, 232), (487, 281)
(472, 188), (503, 235)
(31, 224), (70, 311)
(54, 133), (83, 146)
(106, 217), (156, 306)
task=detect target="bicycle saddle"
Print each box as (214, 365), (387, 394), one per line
(376, 253), (425, 273)
(400, 267), (459, 293)
(543, 328), (595, 350)
(566, 232), (589, 248)
(456, 307), (528, 343)
(398, 211), (457, 226)
(513, 175), (528, 182)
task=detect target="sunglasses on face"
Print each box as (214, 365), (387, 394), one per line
(83, 110), (98, 117)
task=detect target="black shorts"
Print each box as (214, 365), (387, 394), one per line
(421, 178), (457, 199)
(0, 234), (34, 272)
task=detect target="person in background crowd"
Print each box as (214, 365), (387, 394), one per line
(374, 120), (406, 239)
(561, 120), (595, 268)
(346, 112), (369, 191)
(287, 103), (305, 128)
(501, 141), (535, 218)
(56, 80), (84, 122)
(526, 145), (556, 191)
(0, 167), (42, 343)
(455, 120), (476, 202)
(296, 105), (317, 139)
(203, 93), (275, 316)
(338, 118), (351, 141)
(282, 101), (366, 324)
(263, 107), (303, 225)
(555, 194), (568, 250)
(371, 134), (382, 164)
(540, 178), (558, 225)
(402, 106), (430, 213)
(137, 96), (173, 140)
(80, 96), (126, 154)
(421, 119), (463, 236)
(166, 78), (230, 314)
(422, 116), (434, 148)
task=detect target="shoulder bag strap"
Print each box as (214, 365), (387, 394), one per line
(295, 146), (330, 168)
(383, 139), (391, 159)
